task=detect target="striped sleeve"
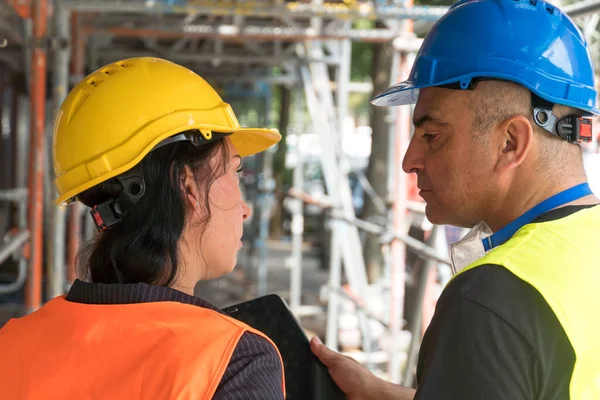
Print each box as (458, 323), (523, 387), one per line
(213, 331), (285, 400)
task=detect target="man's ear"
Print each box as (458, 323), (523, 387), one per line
(494, 115), (534, 173)
(182, 165), (200, 211)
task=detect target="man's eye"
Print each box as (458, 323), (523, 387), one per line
(423, 133), (438, 142)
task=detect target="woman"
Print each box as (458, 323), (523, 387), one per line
(0, 57), (286, 399)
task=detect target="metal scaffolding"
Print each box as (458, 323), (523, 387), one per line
(60, 0), (449, 20)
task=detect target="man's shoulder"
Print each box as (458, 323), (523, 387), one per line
(440, 264), (573, 363)
(418, 264), (575, 399)
(442, 264), (552, 324)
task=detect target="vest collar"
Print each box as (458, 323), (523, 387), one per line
(66, 279), (222, 313)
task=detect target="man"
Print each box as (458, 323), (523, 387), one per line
(310, 0), (600, 399)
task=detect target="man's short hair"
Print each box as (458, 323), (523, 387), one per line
(470, 80), (582, 138)
(469, 80), (584, 173)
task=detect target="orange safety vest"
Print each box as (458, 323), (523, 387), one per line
(0, 296), (286, 399)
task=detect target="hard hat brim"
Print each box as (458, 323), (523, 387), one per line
(370, 80), (421, 107)
(230, 127), (282, 157)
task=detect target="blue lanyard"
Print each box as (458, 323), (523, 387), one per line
(482, 183), (593, 251)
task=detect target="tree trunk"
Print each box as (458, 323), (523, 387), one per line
(269, 85), (291, 238)
(361, 34), (394, 283)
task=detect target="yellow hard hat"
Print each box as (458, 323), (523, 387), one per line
(53, 57), (281, 205)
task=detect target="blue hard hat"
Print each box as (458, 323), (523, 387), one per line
(372, 0), (599, 115)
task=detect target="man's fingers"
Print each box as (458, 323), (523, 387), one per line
(310, 336), (342, 367)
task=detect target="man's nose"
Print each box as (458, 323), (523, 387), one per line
(402, 135), (425, 174)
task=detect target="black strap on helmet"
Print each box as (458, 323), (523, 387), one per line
(153, 130), (232, 151)
(90, 163), (146, 233)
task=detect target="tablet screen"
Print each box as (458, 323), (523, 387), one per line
(224, 294), (345, 400)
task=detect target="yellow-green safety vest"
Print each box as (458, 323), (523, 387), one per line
(453, 205), (600, 400)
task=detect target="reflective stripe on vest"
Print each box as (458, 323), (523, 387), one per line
(0, 297), (286, 400)
(452, 205), (600, 400)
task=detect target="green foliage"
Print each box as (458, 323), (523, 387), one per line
(351, 41), (374, 81)
(351, 20), (374, 81)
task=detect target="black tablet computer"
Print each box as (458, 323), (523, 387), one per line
(224, 294), (345, 400)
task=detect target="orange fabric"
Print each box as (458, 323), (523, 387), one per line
(0, 296), (285, 400)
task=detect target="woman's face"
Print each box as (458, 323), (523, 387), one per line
(196, 138), (251, 279)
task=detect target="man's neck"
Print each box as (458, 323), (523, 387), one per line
(484, 178), (598, 233)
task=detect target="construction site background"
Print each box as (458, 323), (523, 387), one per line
(1, 0), (599, 386)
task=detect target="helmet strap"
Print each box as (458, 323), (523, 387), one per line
(152, 130), (232, 152)
(90, 163), (146, 233)
(531, 93), (593, 144)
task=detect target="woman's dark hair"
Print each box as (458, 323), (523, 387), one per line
(76, 130), (229, 286)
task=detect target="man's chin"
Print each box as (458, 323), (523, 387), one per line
(425, 206), (473, 229)
(424, 204), (443, 223)
(424, 212), (447, 226)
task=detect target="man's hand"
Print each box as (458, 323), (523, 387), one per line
(310, 337), (416, 400)
(310, 336), (376, 400)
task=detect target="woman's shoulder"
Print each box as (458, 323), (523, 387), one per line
(228, 330), (282, 363)
(214, 331), (285, 400)
(170, 305), (286, 399)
